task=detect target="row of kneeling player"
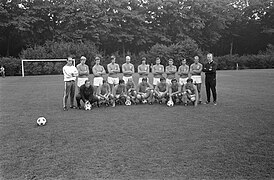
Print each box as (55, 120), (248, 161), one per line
(76, 77), (199, 110)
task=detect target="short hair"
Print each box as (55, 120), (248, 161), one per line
(160, 77), (166, 81)
(95, 56), (100, 60)
(119, 79), (125, 84)
(80, 56), (87, 60)
(142, 57), (146, 61)
(67, 57), (73, 61)
(182, 58), (186, 62)
(85, 79), (91, 84)
(171, 78), (177, 83)
(142, 77), (148, 81)
(168, 59), (173, 62)
(207, 53), (213, 56)
(156, 57), (160, 61)
(187, 78), (193, 83)
(111, 55), (115, 59)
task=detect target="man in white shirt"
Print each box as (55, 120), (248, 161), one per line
(76, 56), (89, 90)
(63, 57), (78, 111)
(122, 56), (134, 83)
(137, 57), (149, 84)
(92, 56), (106, 93)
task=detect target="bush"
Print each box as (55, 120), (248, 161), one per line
(0, 57), (21, 76)
(147, 39), (202, 67)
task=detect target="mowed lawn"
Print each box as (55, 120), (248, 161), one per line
(0, 70), (274, 180)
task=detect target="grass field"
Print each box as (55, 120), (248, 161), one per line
(0, 70), (274, 180)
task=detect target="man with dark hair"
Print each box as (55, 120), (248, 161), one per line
(182, 78), (199, 106)
(112, 79), (128, 107)
(97, 79), (112, 106)
(203, 53), (217, 105)
(169, 78), (182, 104)
(154, 77), (169, 104)
(136, 77), (154, 104)
(76, 79), (99, 109)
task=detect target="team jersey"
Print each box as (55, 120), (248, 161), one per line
(166, 65), (177, 79)
(76, 63), (89, 78)
(190, 63), (203, 75)
(138, 64), (149, 77)
(92, 64), (105, 77)
(99, 84), (110, 95)
(170, 83), (179, 93)
(107, 63), (120, 78)
(138, 82), (150, 93)
(63, 65), (78, 81)
(122, 63), (134, 77)
(157, 82), (168, 92)
(152, 64), (164, 78)
(115, 84), (126, 95)
(126, 82), (135, 91)
(178, 65), (189, 78)
(185, 84), (195, 94)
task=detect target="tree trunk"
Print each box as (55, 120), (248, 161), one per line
(230, 40), (233, 56)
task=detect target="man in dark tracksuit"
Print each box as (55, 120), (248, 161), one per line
(203, 53), (217, 105)
(76, 79), (99, 109)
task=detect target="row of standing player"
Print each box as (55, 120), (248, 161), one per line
(62, 54), (217, 110)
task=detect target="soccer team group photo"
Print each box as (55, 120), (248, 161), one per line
(63, 53), (217, 111)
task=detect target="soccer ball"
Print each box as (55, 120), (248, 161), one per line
(37, 117), (47, 126)
(142, 99), (147, 104)
(167, 100), (174, 107)
(125, 99), (131, 106)
(84, 101), (92, 110)
(190, 95), (196, 102)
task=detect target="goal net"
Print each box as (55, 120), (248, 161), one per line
(21, 59), (75, 77)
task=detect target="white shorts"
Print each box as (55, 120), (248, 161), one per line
(77, 77), (88, 87)
(153, 78), (161, 85)
(179, 78), (188, 85)
(93, 77), (103, 86)
(108, 77), (119, 85)
(122, 76), (133, 83)
(166, 79), (172, 85)
(191, 75), (202, 84)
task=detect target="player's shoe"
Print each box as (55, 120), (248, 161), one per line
(63, 107), (68, 111)
(204, 101), (210, 104)
(213, 101), (217, 105)
(70, 106), (77, 109)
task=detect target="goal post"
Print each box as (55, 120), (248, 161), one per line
(21, 59), (75, 77)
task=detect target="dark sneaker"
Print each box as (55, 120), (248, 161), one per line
(204, 101), (210, 104)
(70, 106), (77, 109)
(63, 107), (68, 111)
(77, 106), (82, 110)
(213, 101), (217, 105)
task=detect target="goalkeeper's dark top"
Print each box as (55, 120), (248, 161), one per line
(79, 84), (94, 102)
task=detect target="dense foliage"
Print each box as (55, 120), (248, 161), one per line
(0, 0), (273, 58)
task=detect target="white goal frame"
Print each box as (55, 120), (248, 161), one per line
(21, 59), (75, 77)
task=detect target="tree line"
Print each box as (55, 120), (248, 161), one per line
(0, 0), (273, 58)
